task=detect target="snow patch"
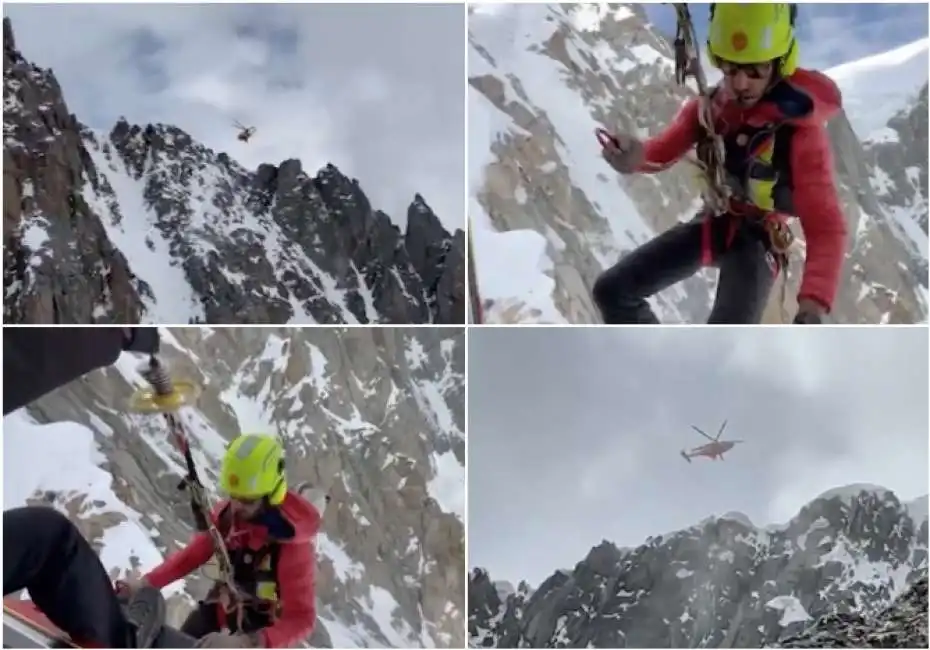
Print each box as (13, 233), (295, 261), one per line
(765, 595), (812, 626)
(2, 410), (183, 597)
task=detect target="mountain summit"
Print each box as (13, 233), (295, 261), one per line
(3, 17), (465, 324)
(469, 484), (927, 648)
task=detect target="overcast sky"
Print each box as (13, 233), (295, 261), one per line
(469, 327), (929, 587)
(646, 2), (928, 70)
(3, 3), (465, 232)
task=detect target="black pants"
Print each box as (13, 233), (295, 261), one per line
(593, 214), (780, 324)
(3, 506), (134, 647)
(180, 596), (271, 638)
(3, 507), (195, 648)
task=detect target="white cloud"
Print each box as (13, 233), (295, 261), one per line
(4, 3), (466, 232)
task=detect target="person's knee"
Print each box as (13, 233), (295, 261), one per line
(7, 506), (75, 540)
(593, 266), (630, 308)
(592, 271), (611, 308)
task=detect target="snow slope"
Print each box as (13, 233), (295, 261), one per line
(825, 38), (930, 142)
(469, 3), (666, 322)
(81, 131), (372, 324)
(3, 409), (186, 598)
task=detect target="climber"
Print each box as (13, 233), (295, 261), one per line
(233, 120), (256, 143)
(119, 433), (320, 648)
(3, 327), (161, 415)
(592, 3), (847, 325)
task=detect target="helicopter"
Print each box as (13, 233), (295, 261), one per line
(680, 419), (743, 463)
(233, 120), (257, 143)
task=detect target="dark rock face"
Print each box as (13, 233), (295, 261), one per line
(3, 17), (143, 323)
(3, 18), (464, 324)
(776, 576), (928, 648)
(469, 486), (928, 648)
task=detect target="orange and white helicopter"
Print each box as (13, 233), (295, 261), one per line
(680, 419), (743, 463)
(233, 120), (257, 143)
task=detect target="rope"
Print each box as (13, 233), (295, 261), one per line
(140, 357), (247, 631)
(670, 3), (794, 323)
(670, 3), (731, 216)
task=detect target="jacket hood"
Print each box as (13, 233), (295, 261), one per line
(274, 490), (322, 544)
(715, 68), (843, 127)
(228, 490), (320, 545)
(770, 68), (842, 125)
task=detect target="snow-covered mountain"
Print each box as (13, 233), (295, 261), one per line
(3, 18), (465, 324)
(826, 38), (929, 142)
(469, 485), (927, 648)
(825, 38), (929, 289)
(3, 327), (466, 648)
(468, 3), (928, 324)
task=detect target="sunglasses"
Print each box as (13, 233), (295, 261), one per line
(717, 59), (773, 80)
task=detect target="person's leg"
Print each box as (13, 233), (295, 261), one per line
(152, 624), (198, 649)
(707, 224), (778, 324)
(592, 219), (706, 323)
(237, 608), (272, 636)
(123, 585), (166, 648)
(179, 601), (222, 639)
(3, 506), (134, 647)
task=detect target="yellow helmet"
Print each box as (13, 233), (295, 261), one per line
(219, 434), (287, 505)
(707, 3), (799, 76)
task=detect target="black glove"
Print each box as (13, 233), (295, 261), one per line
(792, 311), (822, 324)
(122, 328), (160, 354)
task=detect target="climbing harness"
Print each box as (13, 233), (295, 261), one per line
(641, 5), (796, 321)
(129, 357), (248, 631)
(671, 3), (797, 318)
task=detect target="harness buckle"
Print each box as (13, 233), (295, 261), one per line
(764, 217), (794, 255)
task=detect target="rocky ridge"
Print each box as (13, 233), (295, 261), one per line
(469, 485), (927, 648)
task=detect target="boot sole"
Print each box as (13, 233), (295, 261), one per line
(124, 586), (166, 649)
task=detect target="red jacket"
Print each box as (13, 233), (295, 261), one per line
(144, 492), (321, 648)
(636, 69), (848, 312)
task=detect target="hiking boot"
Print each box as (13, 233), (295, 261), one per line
(123, 585), (166, 648)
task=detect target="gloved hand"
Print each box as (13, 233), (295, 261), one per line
(793, 299), (825, 324)
(600, 132), (645, 174)
(121, 328), (161, 355)
(114, 576), (150, 599)
(194, 631), (260, 648)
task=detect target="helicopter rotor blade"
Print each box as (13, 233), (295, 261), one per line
(690, 425), (716, 442)
(716, 419), (728, 440)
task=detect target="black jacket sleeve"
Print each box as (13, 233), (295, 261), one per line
(3, 327), (160, 415)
